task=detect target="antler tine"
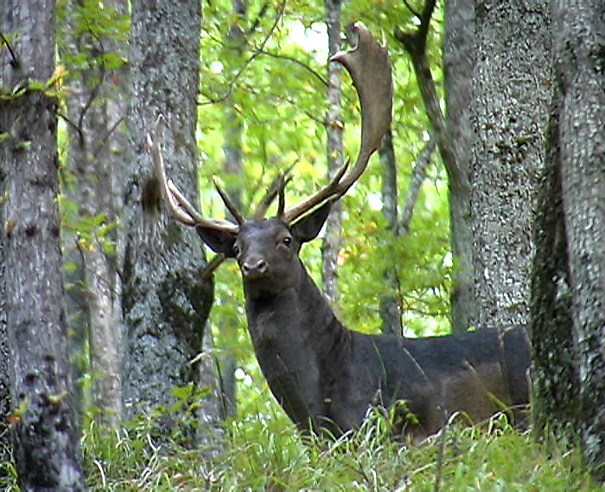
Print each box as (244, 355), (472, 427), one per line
(277, 172), (294, 218)
(279, 160), (349, 222)
(147, 115), (239, 234)
(252, 162), (295, 220)
(277, 177), (287, 218)
(282, 23), (392, 224)
(213, 177), (245, 225)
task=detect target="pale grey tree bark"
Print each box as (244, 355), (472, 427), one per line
(0, 0), (84, 488)
(60, 0), (128, 429)
(443, 0), (475, 332)
(0, 232), (9, 479)
(471, 0), (550, 331)
(532, 0), (605, 480)
(122, 0), (221, 438)
(322, 0), (344, 309)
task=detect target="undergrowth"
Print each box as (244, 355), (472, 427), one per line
(1, 407), (602, 490)
(82, 411), (603, 490)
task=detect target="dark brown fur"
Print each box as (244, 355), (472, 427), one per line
(197, 204), (531, 438)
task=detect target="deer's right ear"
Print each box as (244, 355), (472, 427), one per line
(291, 200), (332, 244)
(196, 225), (238, 258)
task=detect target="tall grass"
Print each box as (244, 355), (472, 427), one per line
(78, 407), (599, 491)
(1, 405), (601, 490)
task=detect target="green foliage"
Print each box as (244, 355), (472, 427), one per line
(57, 0), (129, 83)
(56, 0), (127, 257)
(0, 415), (17, 490)
(60, 192), (118, 253)
(34, 2), (601, 490)
(199, 2), (452, 420)
(337, 166), (451, 336)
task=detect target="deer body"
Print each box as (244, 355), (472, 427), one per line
(149, 24), (531, 438)
(209, 215), (530, 438)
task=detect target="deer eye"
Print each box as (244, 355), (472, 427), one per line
(232, 243), (241, 257)
(279, 236), (292, 249)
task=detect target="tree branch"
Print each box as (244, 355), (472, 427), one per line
(200, 0), (286, 106)
(0, 31), (20, 69)
(400, 136), (436, 234)
(398, 0), (436, 55)
(256, 48), (328, 87)
(394, 0), (466, 189)
(402, 0), (421, 19)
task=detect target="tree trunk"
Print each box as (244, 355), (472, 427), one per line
(379, 130), (402, 335)
(63, 234), (90, 427)
(59, 0), (128, 429)
(0, 228), (9, 477)
(399, 137), (436, 236)
(122, 0), (221, 439)
(530, 80), (580, 438)
(471, 0), (550, 330)
(378, 132), (436, 335)
(321, 0), (343, 309)
(0, 1), (84, 488)
(443, 0), (475, 332)
(546, 0), (605, 479)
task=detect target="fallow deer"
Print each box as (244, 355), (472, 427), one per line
(147, 24), (531, 439)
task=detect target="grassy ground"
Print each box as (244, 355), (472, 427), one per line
(1, 407), (602, 490)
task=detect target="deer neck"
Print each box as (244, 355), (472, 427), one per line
(242, 260), (350, 430)
(244, 260), (345, 347)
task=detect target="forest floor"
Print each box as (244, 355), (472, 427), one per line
(1, 404), (602, 490)
(4, 404), (602, 491)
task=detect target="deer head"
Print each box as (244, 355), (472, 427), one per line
(146, 23), (392, 278)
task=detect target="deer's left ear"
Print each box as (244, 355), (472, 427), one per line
(291, 200), (332, 244)
(196, 225), (238, 257)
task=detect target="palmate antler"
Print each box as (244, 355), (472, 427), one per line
(281, 23), (393, 224)
(147, 22), (392, 233)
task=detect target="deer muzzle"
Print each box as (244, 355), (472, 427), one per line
(241, 257), (268, 280)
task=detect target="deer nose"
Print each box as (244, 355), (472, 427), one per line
(241, 258), (268, 279)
